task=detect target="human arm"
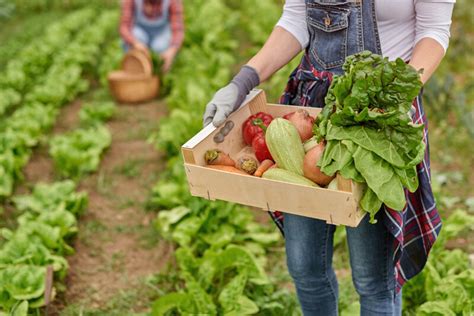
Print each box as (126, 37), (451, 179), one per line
(202, 27), (303, 126)
(247, 26), (304, 82)
(409, 1), (455, 84)
(248, 0), (307, 81)
(203, 0), (307, 126)
(409, 38), (445, 84)
(119, 0), (139, 47)
(168, 0), (184, 49)
(161, 0), (184, 72)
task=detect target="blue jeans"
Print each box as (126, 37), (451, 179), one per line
(123, 24), (171, 53)
(284, 212), (402, 316)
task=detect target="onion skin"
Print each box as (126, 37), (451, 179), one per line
(303, 142), (335, 186)
(284, 110), (315, 142)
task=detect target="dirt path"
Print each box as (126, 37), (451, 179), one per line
(22, 96), (173, 314)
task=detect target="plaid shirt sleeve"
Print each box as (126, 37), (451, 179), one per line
(119, 0), (135, 46)
(169, 0), (185, 49)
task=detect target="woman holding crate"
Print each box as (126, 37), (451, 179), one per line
(119, 0), (184, 73)
(203, 0), (455, 315)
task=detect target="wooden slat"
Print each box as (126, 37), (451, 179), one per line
(182, 148), (195, 164)
(266, 104), (321, 117)
(248, 90), (268, 114)
(185, 164), (361, 227)
(336, 174), (353, 192)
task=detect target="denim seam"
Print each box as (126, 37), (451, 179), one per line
(370, 0), (383, 54)
(356, 4), (364, 51)
(383, 229), (389, 290)
(323, 225), (338, 304)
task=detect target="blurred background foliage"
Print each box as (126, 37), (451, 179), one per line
(0, 0), (472, 314)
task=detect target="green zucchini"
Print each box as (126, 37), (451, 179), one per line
(262, 168), (318, 187)
(265, 118), (305, 175)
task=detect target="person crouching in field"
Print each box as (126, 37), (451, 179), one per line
(120, 0), (184, 73)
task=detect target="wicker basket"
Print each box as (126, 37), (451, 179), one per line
(121, 49), (153, 75)
(108, 70), (159, 104)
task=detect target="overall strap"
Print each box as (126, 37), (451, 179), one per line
(134, 0), (170, 28)
(362, 0), (382, 55)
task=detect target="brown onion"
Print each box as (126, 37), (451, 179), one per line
(303, 142), (335, 186)
(284, 110), (315, 142)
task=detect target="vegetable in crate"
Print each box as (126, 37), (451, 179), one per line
(254, 159), (274, 177)
(242, 112), (273, 145)
(327, 178), (338, 190)
(204, 149), (235, 166)
(303, 141), (335, 186)
(303, 136), (319, 153)
(236, 156), (258, 175)
(263, 168), (318, 187)
(265, 118), (305, 175)
(242, 112), (273, 162)
(207, 165), (249, 175)
(283, 109), (315, 141)
(314, 51), (424, 222)
(251, 133), (272, 162)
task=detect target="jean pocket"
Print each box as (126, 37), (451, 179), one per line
(307, 4), (350, 69)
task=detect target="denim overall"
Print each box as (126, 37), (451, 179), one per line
(272, 1), (442, 315)
(127, 0), (172, 53)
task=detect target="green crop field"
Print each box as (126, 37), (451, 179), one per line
(0, 0), (472, 315)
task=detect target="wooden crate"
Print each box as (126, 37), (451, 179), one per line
(182, 89), (366, 227)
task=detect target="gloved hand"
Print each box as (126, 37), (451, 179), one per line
(203, 65), (260, 127)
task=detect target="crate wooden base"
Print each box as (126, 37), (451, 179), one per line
(182, 90), (366, 227)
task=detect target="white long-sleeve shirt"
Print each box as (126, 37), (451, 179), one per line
(276, 0), (455, 61)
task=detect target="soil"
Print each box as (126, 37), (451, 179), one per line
(18, 95), (174, 314)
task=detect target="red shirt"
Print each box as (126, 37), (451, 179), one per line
(120, 0), (184, 49)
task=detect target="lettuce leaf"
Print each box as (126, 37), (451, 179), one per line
(315, 51), (424, 218)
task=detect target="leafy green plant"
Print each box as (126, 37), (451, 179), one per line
(98, 40), (122, 87)
(147, 1), (303, 315)
(79, 101), (116, 126)
(0, 88), (20, 117)
(315, 51), (424, 221)
(0, 9), (118, 198)
(0, 181), (88, 313)
(13, 180), (88, 216)
(402, 209), (474, 315)
(49, 125), (112, 179)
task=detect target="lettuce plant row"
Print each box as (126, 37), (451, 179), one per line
(0, 11), (120, 312)
(149, 1), (302, 315)
(0, 10), (118, 198)
(0, 181), (88, 313)
(0, 9), (96, 111)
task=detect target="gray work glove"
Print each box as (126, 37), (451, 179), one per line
(203, 65), (260, 127)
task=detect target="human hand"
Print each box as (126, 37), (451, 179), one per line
(203, 65), (260, 127)
(203, 83), (241, 127)
(132, 41), (150, 56)
(160, 47), (178, 73)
